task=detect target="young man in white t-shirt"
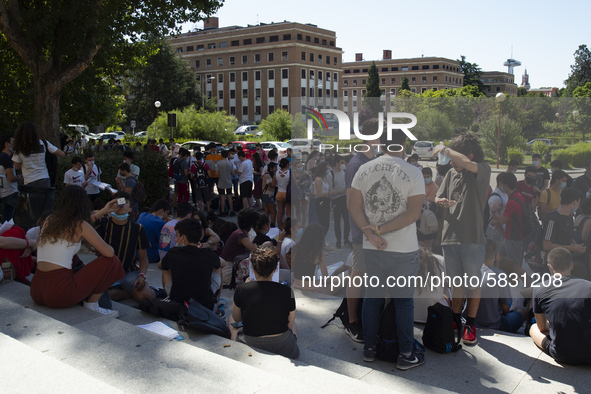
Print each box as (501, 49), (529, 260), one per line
(237, 150), (254, 209)
(83, 151), (102, 203)
(64, 156), (86, 188)
(349, 121), (426, 370)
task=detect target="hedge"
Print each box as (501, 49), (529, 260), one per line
(55, 150), (170, 208)
(506, 147), (524, 164)
(552, 142), (591, 168)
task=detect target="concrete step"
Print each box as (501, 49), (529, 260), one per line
(0, 332), (122, 394)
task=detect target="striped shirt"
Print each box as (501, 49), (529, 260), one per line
(94, 217), (150, 272)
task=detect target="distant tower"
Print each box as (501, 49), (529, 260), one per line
(521, 69), (530, 90)
(503, 46), (521, 75)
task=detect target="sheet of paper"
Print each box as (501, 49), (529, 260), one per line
(0, 219), (14, 236)
(137, 321), (180, 339)
(266, 227), (280, 240)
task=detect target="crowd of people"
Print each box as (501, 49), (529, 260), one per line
(2, 119), (591, 368)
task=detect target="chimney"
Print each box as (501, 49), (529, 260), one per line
(383, 50), (392, 60)
(355, 53), (363, 62)
(204, 17), (219, 29)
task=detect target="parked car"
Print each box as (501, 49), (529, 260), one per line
(235, 125), (259, 134)
(526, 138), (553, 146)
(112, 131), (126, 139)
(234, 131), (251, 136)
(285, 138), (324, 161)
(261, 142), (292, 157)
(134, 131), (147, 138)
(181, 141), (225, 153)
(411, 141), (436, 160)
(231, 141), (257, 159)
(90, 132), (122, 141)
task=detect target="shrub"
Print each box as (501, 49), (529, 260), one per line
(479, 115), (526, 164)
(553, 142), (591, 168)
(55, 150), (169, 208)
(532, 140), (550, 158)
(506, 147), (524, 164)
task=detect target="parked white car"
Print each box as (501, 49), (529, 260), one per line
(285, 138), (324, 161)
(261, 141), (292, 157)
(411, 141), (436, 160)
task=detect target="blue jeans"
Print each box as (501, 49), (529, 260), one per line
(26, 178), (54, 223)
(362, 249), (419, 354)
(499, 311), (524, 333)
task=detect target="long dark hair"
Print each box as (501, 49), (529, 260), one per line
(14, 121), (43, 156)
(417, 243), (443, 295)
(252, 152), (264, 172)
(38, 186), (91, 245)
(292, 222), (325, 276)
(313, 161), (330, 180)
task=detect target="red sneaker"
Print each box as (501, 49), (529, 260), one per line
(462, 325), (477, 345)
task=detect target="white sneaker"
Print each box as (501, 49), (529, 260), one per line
(83, 302), (119, 318)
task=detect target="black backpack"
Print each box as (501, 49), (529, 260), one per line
(178, 299), (231, 339)
(194, 161), (208, 187)
(172, 158), (183, 181)
(321, 297), (363, 329)
(422, 302), (462, 353)
(131, 179), (147, 203)
(376, 299), (399, 362)
(42, 140), (58, 187)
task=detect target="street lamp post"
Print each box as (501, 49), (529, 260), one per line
(555, 112), (559, 136)
(573, 110), (579, 144)
(495, 93), (506, 169)
(154, 101), (161, 138)
(200, 76), (215, 113)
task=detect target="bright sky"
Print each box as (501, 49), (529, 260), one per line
(179, 0), (590, 89)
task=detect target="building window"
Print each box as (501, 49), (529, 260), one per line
(301, 51), (306, 61)
(301, 69), (306, 79)
(330, 41), (335, 46)
(362, 79), (366, 85)
(412, 66), (419, 70)
(218, 91), (224, 100)
(283, 34), (291, 40)
(230, 107), (235, 115)
(218, 58), (223, 66)
(242, 55), (247, 64)
(243, 39), (252, 45)
(282, 105), (288, 111)
(381, 78), (385, 84)
(243, 107), (248, 116)
(282, 51), (288, 60)
(270, 35), (278, 42)
(422, 77), (427, 83)
(255, 88), (261, 99)
(229, 56), (235, 65)
(268, 70), (274, 79)
(297, 34), (302, 40)
(433, 87), (438, 91)
(187, 46), (194, 52)
(353, 90), (357, 96)
(326, 72), (331, 81)
(310, 70), (315, 80)
(269, 105), (275, 112)
(206, 74), (212, 83)
(318, 71), (323, 80)
(309, 87), (314, 97)
(318, 55), (323, 63)
(301, 87), (306, 97)
(422, 88), (427, 93)
(242, 89), (248, 99)
(268, 52), (274, 62)
(177, 47), (183, 53)
(343, 80), (348, 86)
(362, 90), (366, 96)
(344, 70), (351, 74)
(422, 65), (429, 70)
(401, 66), (408, 71)
(496, 87), (501, 92)
(231, 40), (239, 47)
(230, 90), (235, 99)
(282, 87), (288, 97)
(353, 79), (357, 85)
(353, 69), (360, 73)
(344, 91), (348, 96)
(334, 57), (338, 66)
(282, 69), (288, 79)
(230, 73), (235, 82)
(197, 45), (204, 50)
(309, 53), (314, 62)
(363, 69), (368, 73)
(333, 73), (338, 82)
(325, 56), (330, 65)
(255, 106), (261, 115)
(433, 65), (439, 69)
(411, 77), (416, 83)
(390, 77), (395, 83)
(318, 88), (322, 98)
(217, 73), (223, 82)
(269, 88), (274, 97)
(256, 37), (265, 44)
(411, 88), (416, 93)
(333, 90), (337, 98)
(390, 88), (396, 95)
(219, 42), (227, 48)
(433, 76), (438, 82)
(255, 54), (261, 63)
(206, 59), (211, 68)
(195, 60), (200, 68)
(208, 43), (216, 49)
(305, 35), (311, 42)
(242, 72), (248, 81)
(326, 89), (330, 98)
(314, 37), (319, 44)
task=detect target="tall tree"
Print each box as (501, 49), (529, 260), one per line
(0, 0), (222, 144)
(458, 55), (485, 94)
(565, 45), (591, 96)
(364, 61), (381, 116)
(400, 74), (410, 92)
(123, 40), (201, 130)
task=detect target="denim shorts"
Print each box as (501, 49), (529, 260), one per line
(262, 194), (275, 205)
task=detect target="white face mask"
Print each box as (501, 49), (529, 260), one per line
(340, 164), (346, 171)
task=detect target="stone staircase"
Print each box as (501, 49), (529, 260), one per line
(1, 280), (589, 393)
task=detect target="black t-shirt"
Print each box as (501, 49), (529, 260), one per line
(535, 167), (550, 190)
(161, 245), (221, 309)
(574, 173), (591, 196)
(533, 276), (591, 363)
(234, 281), (295, 337)
(0, 152), (14, 171)
(253, 232), (277, 247)
(94, 217), (150, 272)
(542, 211), (574, 247)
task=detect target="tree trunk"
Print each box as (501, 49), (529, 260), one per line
(33, 76), (62, 147)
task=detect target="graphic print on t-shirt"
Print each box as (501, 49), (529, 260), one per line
(365, 175), (401, 223)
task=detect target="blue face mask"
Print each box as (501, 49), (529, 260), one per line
(424, 177), (432, 185)
(111, 212), (129, 220)
(296, 228), (303, 238)
(559, 182), (567, 190)
(532, 160), (539, 167)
